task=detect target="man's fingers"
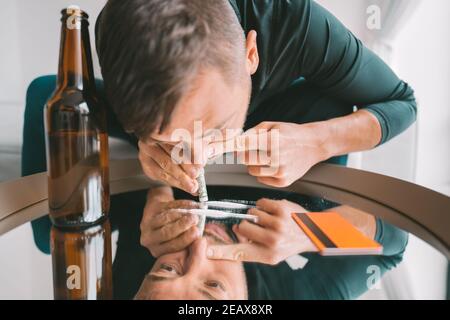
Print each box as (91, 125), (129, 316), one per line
(140, 150), (198, 193)
(154, 226), (200, 257)
(164, 200), (199, 210)
(208, 128), (273, 158)
(152, 214), (199, 243)
(142, 199), (198, 230)
(255, 198), (300, 218)
(158, 144), (202, 178)
(145, 210), (183, 231)
(232, 225), (249, 243)
(247, 207), (279, 228)
(151, 209), (197, 230)
(139, 141), (198, 192)
(236, 151), (271, 166)
(234, 220), (278, 245)
(229, 134), (260, 153)
(151, 145), (198, 191)
(255, 198), (285, 214)
(181, 163), (203, 180)
(149, 200), (199, 229)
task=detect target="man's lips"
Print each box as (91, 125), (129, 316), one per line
(204, 222), (234, 245)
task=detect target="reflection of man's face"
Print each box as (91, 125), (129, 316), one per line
(135, 223), (248, 300)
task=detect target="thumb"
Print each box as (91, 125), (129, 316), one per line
(208, 132), (265, 159)
(233, 224), (249, 243)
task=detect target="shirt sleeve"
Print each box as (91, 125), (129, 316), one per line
(298, 1), (417, 144)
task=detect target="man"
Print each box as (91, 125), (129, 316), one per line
(95, 0), (416, 257)
(134, 187), (408, 300)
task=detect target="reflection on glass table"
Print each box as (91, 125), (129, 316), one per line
(51, 222), (112, 300)
(30, 186), (417, 300)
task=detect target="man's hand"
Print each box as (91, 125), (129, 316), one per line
(139, 141), (205, 194)
(206, 198), (318, 265)
(210, 121), (330, 188)
(140, 187), (201, 257)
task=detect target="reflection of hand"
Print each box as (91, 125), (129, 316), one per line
(140, 187), (201, 257)
(206, 198), (318, 265)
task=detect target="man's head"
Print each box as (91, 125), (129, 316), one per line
(135, 224), (248, 300)
(97, 0), (259, 145)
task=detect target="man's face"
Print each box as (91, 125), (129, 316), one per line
(143, 30), (259, 157)
(135, 223), (248, 300)
(146, 67), (252, 154)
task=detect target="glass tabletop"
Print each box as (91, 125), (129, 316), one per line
(0, 185), (447, 300)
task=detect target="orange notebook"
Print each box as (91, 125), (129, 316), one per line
(292, 212), (383, 256)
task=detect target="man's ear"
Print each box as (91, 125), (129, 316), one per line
(245, 30), (259, 75)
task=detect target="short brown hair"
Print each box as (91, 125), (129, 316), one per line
(96, 0), (245, 138)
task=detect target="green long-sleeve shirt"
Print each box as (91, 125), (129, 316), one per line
(230, 0), (417, 144)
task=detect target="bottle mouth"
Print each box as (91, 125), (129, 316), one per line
(60, 5), (89, 20)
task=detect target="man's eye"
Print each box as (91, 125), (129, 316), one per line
(159, 264), (178, 274)
(205, 281), (223, 290)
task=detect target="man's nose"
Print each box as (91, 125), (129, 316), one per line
(185, 238), (208, 273)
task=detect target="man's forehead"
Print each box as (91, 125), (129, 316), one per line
(143, 69), (239, 144)
(147, 112), (237, 144)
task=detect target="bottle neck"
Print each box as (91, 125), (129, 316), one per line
(57, 15), (95, 91)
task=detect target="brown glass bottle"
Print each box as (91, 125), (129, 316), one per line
(44, 6), (109, 228)
(51, 221), (113, 300)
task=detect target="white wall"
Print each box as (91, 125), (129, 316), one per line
(318, 0), (449, 300)
(316, 0), (369, 39)
(390, 0), (450, 299)
(0, 0), (105, 159)
(394, 1), (450, 195)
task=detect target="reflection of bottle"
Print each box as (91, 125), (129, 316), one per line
(44, 6), (109, 228)
(51, 221), (113, 300)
